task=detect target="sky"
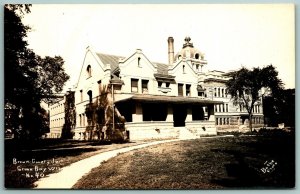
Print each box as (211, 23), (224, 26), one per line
(21, 4), (295, 90)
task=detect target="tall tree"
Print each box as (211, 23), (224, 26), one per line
(226, 65), (283, 132)
(4, 4), (70, 138)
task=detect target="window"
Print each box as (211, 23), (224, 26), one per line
(222, 104), (225, 112)
(158, 81), (162, 87)
(183, 65), (185, 73)
(214, 88), (217, 97)
(216, 118), (219, 125)
(218, 88), (220, 97)
(178, 55), (182, 60)
(215, 105), (218, 112)
(97, 80), (102, 94)
(80, 90), (83, 102)
(178, 84), (183, 96)
(131, 79), (139, 93)
(142, 80), (149, 94)
(198, 91), (204, 97)
(87, 90), (92, 103)
(186, 84), (191, 96)
(138, 57), (141, 67)
(82, 114), (85, 127)
(79, 114), (82, 126)
(221, 88), (224, 97)
(86, 65), (92, 77)
(226, 104), (228, 112)
(166, 82), (170, 88)
(195, 53), (200, 59)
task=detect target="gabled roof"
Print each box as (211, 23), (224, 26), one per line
(96, 53), (123, 72)
(96, 53), (172, 77)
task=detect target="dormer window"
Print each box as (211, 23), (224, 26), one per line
(178, 55), (182, 60)
(195, 53), (200, 59)
(158, 81), (162, 87)
(87, 65), (92, 78)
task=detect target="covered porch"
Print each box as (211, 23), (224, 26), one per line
(115, 94), (222, 140)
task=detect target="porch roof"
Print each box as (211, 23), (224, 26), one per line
(116, 94), (223, 105)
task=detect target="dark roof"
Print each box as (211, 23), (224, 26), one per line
(116, 94), (223, 105)
(154, 62), (169, 75)
(96, 53), (171, 76)
(96, 53), (123, 72)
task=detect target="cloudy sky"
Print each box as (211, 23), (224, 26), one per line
(22, 4), (295, 90)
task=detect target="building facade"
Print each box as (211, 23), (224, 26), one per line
(48, 37), (264, 140)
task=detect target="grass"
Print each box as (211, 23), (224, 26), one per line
(73, 132), (295, 189)
(4, 138), (152, 188)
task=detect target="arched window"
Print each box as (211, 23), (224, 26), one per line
(87, 90), (92, 103)
(195, 53), (200, 59)
(87, 65), (92, 77)
(138, 57), (141, 67)
(183, 65), (185, 73)
(178, 55), (182, 60)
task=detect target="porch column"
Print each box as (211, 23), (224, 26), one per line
(166, 105), (173, 122)
(132, 102), (143, 122)
(207, 105), (215, 121)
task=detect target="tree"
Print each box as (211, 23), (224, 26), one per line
(85, 85), (126, 141)
(263, 89), (295, 127)
(61, 91), (76, 139)
(226, 65), (283, 132)
(4, 4), (70, 138)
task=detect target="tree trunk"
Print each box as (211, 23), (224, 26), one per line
(249, 114), (253, 132)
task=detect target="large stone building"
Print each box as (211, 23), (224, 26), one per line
(48, 37), (264, 140)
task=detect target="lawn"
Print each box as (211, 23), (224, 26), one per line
(73, 132), (295, 189)
(4, 138), (151, 188)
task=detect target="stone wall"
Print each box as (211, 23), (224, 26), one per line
(186, 121), (217, 136)
(125, 121), (179, 140)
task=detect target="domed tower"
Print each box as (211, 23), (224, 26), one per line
(174, 36), (207, 73)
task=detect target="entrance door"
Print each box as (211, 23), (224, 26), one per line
(173, 105), (187, 127)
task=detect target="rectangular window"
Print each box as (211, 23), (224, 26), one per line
(186, 84), (191, 96)
(82, 114), (85, 127)
(178, 84), (183, 96)
(79, 114), (82, 127)
(142, 80), (149, 94)
(166, 82), (170, 88)
(226, 104), (228, 112)
(131, 79), (139, 93)
(158, 81), (162, 87)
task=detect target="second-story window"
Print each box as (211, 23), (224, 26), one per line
(178, 83), (183, 96)
(131, 79), (139, 93)
(186, 84), (191, 96)
(166, 82), (170, 88)
(158, 81), (162, 88)
(142, 80), (149, 94)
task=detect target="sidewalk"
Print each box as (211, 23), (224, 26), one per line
(34, 138), (182, 189)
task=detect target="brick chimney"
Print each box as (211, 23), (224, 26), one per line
(168, 37), (174, 65)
